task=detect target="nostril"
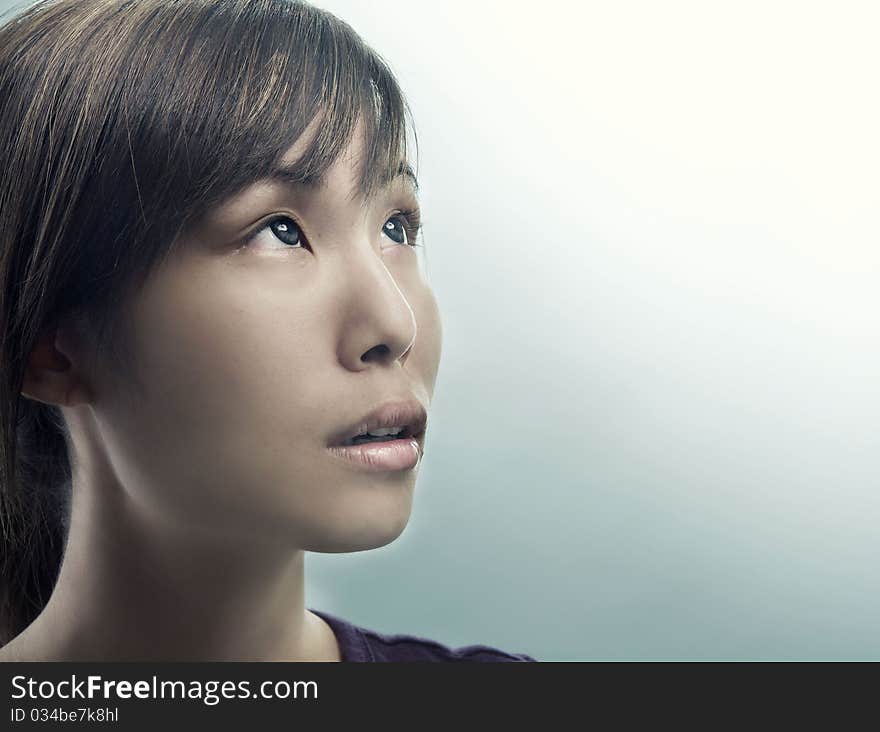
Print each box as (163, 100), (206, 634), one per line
(360, 344), (391, 363)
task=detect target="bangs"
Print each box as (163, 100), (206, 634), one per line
(120, 0), (417, 228)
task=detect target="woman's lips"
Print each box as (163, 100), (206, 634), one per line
(326, 398), (427, 447)
(326, 436), (421, 472)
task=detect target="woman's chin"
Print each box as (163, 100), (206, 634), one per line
(305, 511), (413, 554)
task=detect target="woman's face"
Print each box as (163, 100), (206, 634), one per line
(88, 117), (442, 551)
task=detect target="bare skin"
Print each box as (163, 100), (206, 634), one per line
(0, 114), (442, 661)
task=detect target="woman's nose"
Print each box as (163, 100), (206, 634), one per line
(334, 239), (417, 370)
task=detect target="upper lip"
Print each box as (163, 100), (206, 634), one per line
(326, 398), (428, 447)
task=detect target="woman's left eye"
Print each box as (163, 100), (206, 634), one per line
(383, 209), (422, 248)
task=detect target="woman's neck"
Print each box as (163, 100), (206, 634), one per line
(0, 475), (340, 662)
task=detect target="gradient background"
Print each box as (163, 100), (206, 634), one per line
(3, 0), (878, 661)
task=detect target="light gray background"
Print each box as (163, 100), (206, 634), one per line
(3, 0), (878, 660)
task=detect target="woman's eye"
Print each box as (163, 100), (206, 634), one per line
(384, 209), (423, 248)
(383, 215), (409, 246)
(267, 216), (302, 247)
(242, 216), (304, 251)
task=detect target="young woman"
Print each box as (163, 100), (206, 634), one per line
(0, 0), (536, 661)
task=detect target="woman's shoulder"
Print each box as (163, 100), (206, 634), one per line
(309, 608), (538, 663)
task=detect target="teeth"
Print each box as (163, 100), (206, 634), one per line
(364, 426), (404, 437)
(339, 425), (407, 445)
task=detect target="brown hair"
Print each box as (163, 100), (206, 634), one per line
(0, 0), (418, 644)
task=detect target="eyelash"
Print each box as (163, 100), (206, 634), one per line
(243, 208), (424, 250)
(396, 207), (423, 246)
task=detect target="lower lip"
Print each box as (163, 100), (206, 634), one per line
(326, 437), (421, 472)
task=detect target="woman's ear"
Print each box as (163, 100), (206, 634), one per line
(20, 324), (93, 407)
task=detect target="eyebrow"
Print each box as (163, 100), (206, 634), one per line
(264, 159), (419, 197)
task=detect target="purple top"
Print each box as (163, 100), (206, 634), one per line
(309, 608), (538, 662)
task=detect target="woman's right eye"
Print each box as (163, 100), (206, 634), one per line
(245, 215), (305, 250)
